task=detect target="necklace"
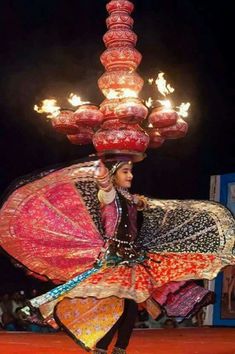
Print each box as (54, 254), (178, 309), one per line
(117, 187), (135, 204)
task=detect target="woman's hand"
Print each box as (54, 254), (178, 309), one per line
(95, 161), (116, 204)
(133, 194), (149, 210)
(94, 160), (113, 192)
(94, 160), (109, 179)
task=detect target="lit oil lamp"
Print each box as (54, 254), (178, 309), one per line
(34, 99), (78, 134)
(158, 117), (188, 139)
(148, 99), (178, 128)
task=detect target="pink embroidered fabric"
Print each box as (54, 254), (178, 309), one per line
(101, 201), (119, 238)
(159, 281), (213, 318)
(0, 167), (103, 282)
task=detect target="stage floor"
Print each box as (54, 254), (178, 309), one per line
(1, 328), (235, 354)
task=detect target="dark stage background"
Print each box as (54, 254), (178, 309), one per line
(0, 0), (234, 292)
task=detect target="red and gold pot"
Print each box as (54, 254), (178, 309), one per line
(114, 97), (148, 123)
(147, 128), (165, 148)
(106, 0), (134, 15)
(67, 127), (94, 145)
(158, 118), (188, 139)
(93, 120), (149, 153)
(74, 104), (103, 128)
(99, 98), (121, 120)
(98, 70), (144, 99)
(51, 110), (78, 134)
(148, 106), (178, 128)
(103, 28), (137, 48)
(100, 47), (142, 71)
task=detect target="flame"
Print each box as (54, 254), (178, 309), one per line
(147, 73), (189, 117)
(145, 97), (154, 108)
(148, 123), (153, 128)
(158, 99), (172, 110)
(176, 102), (191, 117)
(155, 72), (174, 96)
(68, 93), (90, 107)
(34, 99), (61, 118)
(106, 89), (138, 100)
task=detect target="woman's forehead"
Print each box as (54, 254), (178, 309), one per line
(118, 163), (133, 171)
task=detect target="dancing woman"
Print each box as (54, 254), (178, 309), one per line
(0, 158), (234, 353)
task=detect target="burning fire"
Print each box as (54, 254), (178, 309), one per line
(145, 97), (154, 108)
(155, 72), (174, 96)
(106, 89), (138, 100)
(34, 99), (61, 118)
(145, 98), (172, 110)
(146, 72), (190, 115)
(146, 72), (175, 108)
(158, 99), (172, 110)
(148, 72), (174, 96)
(68, 93), (90, 107)
(176, 102), (191, 118)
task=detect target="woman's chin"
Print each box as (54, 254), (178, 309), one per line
(123, 183), (131, 189)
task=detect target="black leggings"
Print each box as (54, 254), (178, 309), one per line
(96, 299), (138, 350)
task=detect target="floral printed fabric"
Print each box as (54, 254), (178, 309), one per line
(55, 297), (124, 350)
(138, 199), (235, 255)
(0, 162), (104, 282)
(35, 252), (224, 304)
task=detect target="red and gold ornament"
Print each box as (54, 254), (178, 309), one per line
(114, 97), (148, 123)
(74, 105), (103, 128)
(93, 120), (149, 153)
(148, 106), (178, 128)
(67, 127), (94, 145)
(51, 110), (78, 134)
(158, 117), (188, 139)
(147, 128), (165, 148)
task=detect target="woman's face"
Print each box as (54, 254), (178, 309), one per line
(113, 163), (133, 189)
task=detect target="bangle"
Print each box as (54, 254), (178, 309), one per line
(96, 171), (109, 181)
(99, 182), (113, 192)
(97, 175), (109, 184)
(99, 181), (110, 188)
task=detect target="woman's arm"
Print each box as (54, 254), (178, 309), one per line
(94, 161), (116, 205)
